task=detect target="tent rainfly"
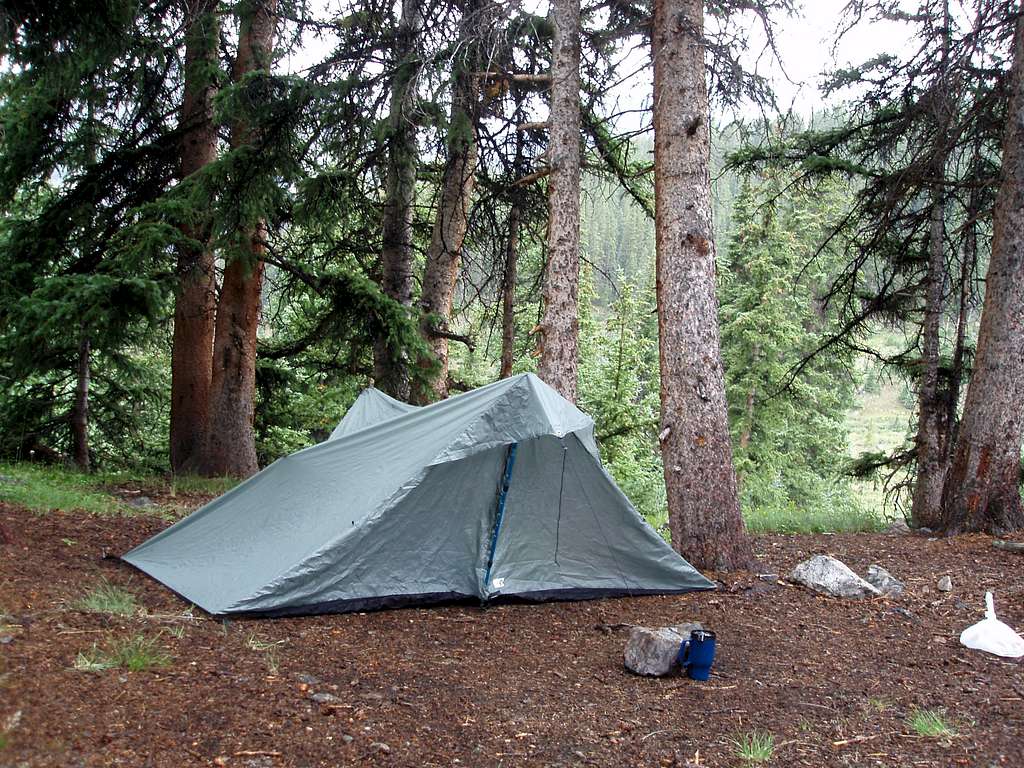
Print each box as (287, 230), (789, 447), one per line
(124, 373), (713, 616)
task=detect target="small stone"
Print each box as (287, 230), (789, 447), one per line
(937, 575), (953, 592)
(890, 606), (915, 621)
(371, 742), (391, 754)
(296, 673), (320, 686)
(341, 734), (354, 745)
(310, 692), (338, 704)
(126, 495), (156, 509)
(624, 624), (701, 676)
(0, 635), (12, 645)
(865, 564), (904, 597)
(789, 555), (881, 598)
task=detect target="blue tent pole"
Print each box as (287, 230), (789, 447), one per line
(483, 442), (518, 590)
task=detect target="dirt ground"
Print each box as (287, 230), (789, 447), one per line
(1, 502), (1022, 768)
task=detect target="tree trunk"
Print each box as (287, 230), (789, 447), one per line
(169, 0), (220, 474)
(499, 202), (521, 379)
(535, 0), (581, 403)
(374, 0), (423, 401)
(71, 334), (90, 472)
(202, 0), (277, 478)
(652, 0), (753, 571)
(911, 185), (950, 526)
(911, 0), (952, 528)
(938, 6), (1024, 535)
(415, 0), (485, 403)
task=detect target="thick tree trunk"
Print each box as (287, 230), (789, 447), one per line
(416, 0), (485, 403)
(911, 0), (952, 528)
(374, 0), (423, 401)
(535, 0), (581, 403)
(939, 7), (1024, 535)
(71, 334), (90, 472)
(169, 0), (219, 473)
(202, 0), (277, 478)
(499, 203), (521, 379)
(652, 0), (753, 571)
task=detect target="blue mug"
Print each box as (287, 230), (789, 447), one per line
(678, 629), (716, 681)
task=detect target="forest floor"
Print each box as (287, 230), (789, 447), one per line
(1, 491), (1023, 768)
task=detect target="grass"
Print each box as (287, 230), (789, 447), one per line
(75, 580), (138, 616)
(744, 503), (888, 534)
(909, 709), (956, 739)
(73, 634), (171, 673)
(247, 633), (286, 675)
(0, 463), (127, 515)
(0, 461), (238, 517)
(732, 730), (775, 763)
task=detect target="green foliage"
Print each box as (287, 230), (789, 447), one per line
(732, 730), (775, 763)
(75, 580), (138, 616)
(578, 273), (665, 528)
(74, 633), (171, 673)
(720, 171), (863, 527)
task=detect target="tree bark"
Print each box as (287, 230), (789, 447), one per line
(374, 0), (423, 401)
(938, 6), (1024, 535)
(535, 0), (581, 403)
(416, 0), (486, 403)
(71, 334), (90, 472)
(169, 0), (220, 474)
(202, 0), (277, 478)
(911, 0), (952, 528)
(652, 0), (753, 571)
(499, 202), (521, 379)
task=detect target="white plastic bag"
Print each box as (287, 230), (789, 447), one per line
(959, 592), (1024, 658)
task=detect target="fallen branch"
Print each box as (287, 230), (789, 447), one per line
(992, 539), (1024, 553)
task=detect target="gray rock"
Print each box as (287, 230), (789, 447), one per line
(244, 759), (273, 768)
(789, 555), (881, 598)
(296, 673), (320, 686)
(865, 564), (904, 597)
(937, 575), (953, 592)
(125, 495), (156, 509)
(885, 519), (911, 534)
(371, 742), (391, 754)
(340, 734), (354, 744)
(624, 623), (702, 676)
(310, 692), (338, 704)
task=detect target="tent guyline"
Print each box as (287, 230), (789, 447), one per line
(123, 373), (713, 616)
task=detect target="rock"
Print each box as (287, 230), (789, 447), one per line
(244, 759), (273, 768)
(340, 734), (354, 745)
(789, 555), (881, 598)
(310, 692), (338, 704)
(889, 606), (915, 621)
(624, 623), (702, 676)
(937, 575), (953, 592)
(296, 673), (320, 686)
(885, 519), (911, 534)
(865, 564), (904, 596)
(125, 495), (156, 509)
(371, 742), (391, 754)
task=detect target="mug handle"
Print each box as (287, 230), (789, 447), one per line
(678, 639), (691, 667)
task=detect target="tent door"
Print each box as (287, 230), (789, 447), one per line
(482, 442), (518, 591)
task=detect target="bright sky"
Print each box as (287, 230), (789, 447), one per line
(282, 0), (921, 121)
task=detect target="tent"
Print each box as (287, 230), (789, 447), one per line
(123, 373), (712, 616)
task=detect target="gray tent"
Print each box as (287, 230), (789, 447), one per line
(124, 373), (712, 616)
